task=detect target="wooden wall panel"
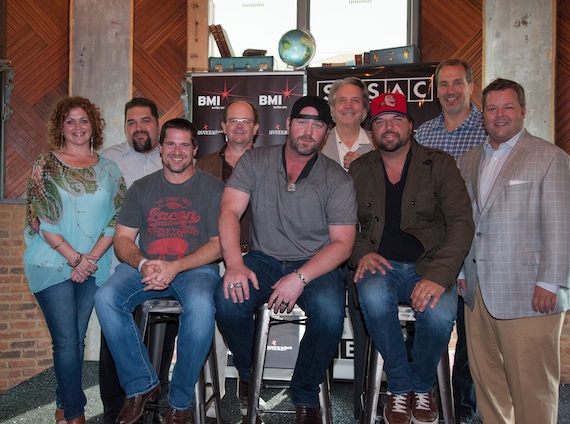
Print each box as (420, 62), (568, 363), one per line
(132, 0), (187, 124)
(420, 0), (483, 109)
(556, 3), (570, 153)
(5, 0), (69, 199)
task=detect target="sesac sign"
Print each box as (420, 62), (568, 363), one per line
(307, 63), (440, 131)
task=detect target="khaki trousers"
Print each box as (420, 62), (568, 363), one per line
(465, 284), (564, 424)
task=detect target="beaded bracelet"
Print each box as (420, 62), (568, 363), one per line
(293, 269), (308, 285)
(67, 253), (82, 268)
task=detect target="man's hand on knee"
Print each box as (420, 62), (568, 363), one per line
(354, 253), (393, 282)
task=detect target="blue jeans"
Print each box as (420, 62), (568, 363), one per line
(356, 261), (457, 394)
(34, 277), (98, 421)
(215, 251), (345, 408)
(94, 263), (219, 410)
(453, 296), (477, 421)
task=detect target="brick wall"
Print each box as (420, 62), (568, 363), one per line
(0, 202), (52, 392)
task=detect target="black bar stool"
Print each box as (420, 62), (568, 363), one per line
(135, 298), (222, 424)
(246, 303), (333, 424)
(360, 305), (455, 424)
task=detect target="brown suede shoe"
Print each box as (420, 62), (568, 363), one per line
(295, 406), (321, 424)
(163, 407), (194, 424)
(67, 414), (86, 424)
(116, 385), (160, 424)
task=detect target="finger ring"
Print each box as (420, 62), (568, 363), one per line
(427, 293), (433, 297)
(234, 282), (243, 288)
(87, 270), (92, 275)
(228, 283), (235, 289)
(282, 301), (289, 305)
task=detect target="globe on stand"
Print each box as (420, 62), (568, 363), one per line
(278, 29), (316, 70)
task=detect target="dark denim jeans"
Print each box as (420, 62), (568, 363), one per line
(94, 263), (219, 410)
(215, 251), (345, 408)
(356, 261), (457, 394)
(454, 296), (478, 421)
(34, 277), (98, 421)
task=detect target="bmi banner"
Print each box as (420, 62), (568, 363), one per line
(189, 71), (305, 158)
(306, 63), (440, 130)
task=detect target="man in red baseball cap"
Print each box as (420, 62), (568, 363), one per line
(348, 92), (475, 424)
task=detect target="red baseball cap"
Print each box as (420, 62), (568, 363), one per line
(370, 92), (410, 123)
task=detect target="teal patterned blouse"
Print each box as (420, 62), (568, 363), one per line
(24, 152), (126, 293)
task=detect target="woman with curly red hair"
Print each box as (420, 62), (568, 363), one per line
(23, 96), (125, 424)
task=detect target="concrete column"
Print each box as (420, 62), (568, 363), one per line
(484, 0), (555, 142)
(70, 0), (133, 150)
(69, 0), (133, 359)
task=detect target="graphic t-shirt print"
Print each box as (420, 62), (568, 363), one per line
(146, 196), (201, 259)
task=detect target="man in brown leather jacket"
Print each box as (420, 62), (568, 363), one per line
(348, 92), (474, 424)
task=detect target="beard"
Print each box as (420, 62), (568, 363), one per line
(288, 135), (321, 156)
(377, 131), (410, 153)
(132, 131), (153, 153)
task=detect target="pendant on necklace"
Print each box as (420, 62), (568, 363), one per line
(287, 182), (296, 192)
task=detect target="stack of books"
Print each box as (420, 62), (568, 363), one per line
(209, 24), (234, 57)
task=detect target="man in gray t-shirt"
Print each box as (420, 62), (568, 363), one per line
(95, 119), (224, 424)
(215, 96), (357, 422)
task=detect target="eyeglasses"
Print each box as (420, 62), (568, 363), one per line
(226, 118), (255, 126)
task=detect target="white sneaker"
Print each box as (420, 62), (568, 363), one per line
(239, 395), (267, 415)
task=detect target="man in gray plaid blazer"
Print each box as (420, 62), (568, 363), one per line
(457, 78), (570, 424)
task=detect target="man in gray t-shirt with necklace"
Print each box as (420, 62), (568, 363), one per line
(216, 96), (357, 423)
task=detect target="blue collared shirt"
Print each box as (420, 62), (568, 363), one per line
(479, 129), (522, 205)
(415, 104), (487, 160)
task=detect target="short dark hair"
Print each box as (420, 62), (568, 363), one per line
(221, 98), (259, 124)
(124, 97), (159, 123)
(159, 118), (198, 147)
(482, 78), (526, 110)
(435, 59), (473, 85)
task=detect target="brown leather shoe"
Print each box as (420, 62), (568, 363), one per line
(55, 408), (65, 424)
(116, 385), (160, 424)
(163, 407), (194, 424)
(67, 414), (86, 424)
(295, 406), (322, 424)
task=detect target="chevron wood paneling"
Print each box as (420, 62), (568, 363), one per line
(420, 0), (483, 109)
(3, 0), (569, 200)
(556, 3), (570, 153)
(4, 0), (188, 199)
(132, 0), (187, 125)
(5, 0), (69, 198)
(5, 0), (69, 199)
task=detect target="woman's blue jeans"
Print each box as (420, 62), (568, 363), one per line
(94, 263), (219, 411)
(34, 277), (98, 421)
(215, 251), (345, 408)
(356, 261), (457, 394)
